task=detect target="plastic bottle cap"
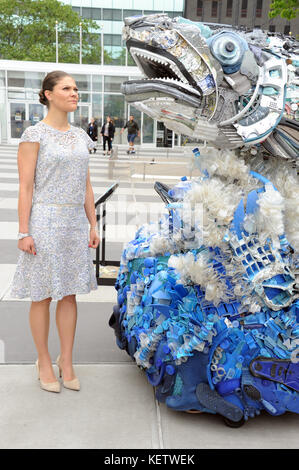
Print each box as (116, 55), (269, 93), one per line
(225, 41), (235, 52)
(144, 257), (154, 268)
(166, 365), (175, 375)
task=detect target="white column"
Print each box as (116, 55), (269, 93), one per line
(55, 20), (58, 63)
(79, 22), (82, 64)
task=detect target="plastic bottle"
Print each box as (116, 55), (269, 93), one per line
(168, 177), (192, 200)
(207, 31), (248, 74)
(192, 148), (201, 159)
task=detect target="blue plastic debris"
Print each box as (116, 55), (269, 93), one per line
(109, 149), (299, 427)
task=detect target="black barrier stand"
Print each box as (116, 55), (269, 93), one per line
(154, 181), (174, 237)
(154, 181), (172, 206)
(94, 182), (120, 285)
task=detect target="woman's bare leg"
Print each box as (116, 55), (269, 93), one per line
(29, 297), (57, 383)
(55, 294), (77, 381)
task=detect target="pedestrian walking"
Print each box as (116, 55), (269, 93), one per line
(10, 70), (100, 393)
(100, 116), (115, 156)
(120, 115), (140, 154)
(87, 117), (98, 154)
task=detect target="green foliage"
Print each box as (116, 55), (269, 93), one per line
(269, 0), (299, 20)
(0, 0), (110, 64)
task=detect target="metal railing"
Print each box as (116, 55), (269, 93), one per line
(94, 182), (120, 285)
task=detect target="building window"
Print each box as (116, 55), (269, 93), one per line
(71, 6), (80, 15)
(92, 75), (102, 93)
(81, 7), (92, 19)
(104, 34), (122, 47)
(256, 0), (263, 18)
(104, 94), (125, 128)
(0, 70), (5, 88)
(71, 74), (91, 92)
(226, 0), (233, 17)
(104, 76), (128, 93)
(103, 9), (122, 21)
(8, 71), (44, 89)
(269, 25), (276, 32)
(166, 11), (183, 18)
(241, 0), (247, 17)
(92, 93), (102, 123)
(91, 8), (101, 20)
(123, 10), (143, 18)
(211, 1), (218, 17)
(284, 24), (291, 35)
(197, 0), (203, 16)
(143, 10), (156, 15)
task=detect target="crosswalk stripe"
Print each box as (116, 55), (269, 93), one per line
(0, 197), (166, 213)
(0, 222), (142, 242)
(0, 182), (161, 197)
(0, 164), (19, 169)
(0, 163), (116, 170)
(0, 171), (129, 180)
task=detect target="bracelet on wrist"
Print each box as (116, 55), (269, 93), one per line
(18, 232), (30, 240)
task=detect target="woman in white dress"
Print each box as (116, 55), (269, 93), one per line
(10, 71), (100, 392)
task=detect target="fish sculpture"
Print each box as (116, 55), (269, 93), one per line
(109, 14), (299, 426)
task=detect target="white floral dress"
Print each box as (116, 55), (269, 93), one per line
(10, 121), (98, 301)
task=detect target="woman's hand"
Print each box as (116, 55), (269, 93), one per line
(18, 236), (37, 255)
(88, 228), (100, 249)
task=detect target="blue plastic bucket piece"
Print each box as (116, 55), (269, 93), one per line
(144, 257), (155, 268)
(146, 362), (166, 386)
(215, 378), (241, 397)
(174, 284), (189, 298)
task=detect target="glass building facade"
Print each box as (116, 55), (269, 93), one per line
(0, 0), (184, 146)
(66, 0), (184, 66)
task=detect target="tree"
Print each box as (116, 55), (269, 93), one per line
(269, 0), (299, 20)
(0, 0), (111, 64)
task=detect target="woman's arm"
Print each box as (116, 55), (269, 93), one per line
(84, 168), (97, 228)
(84, 168), (100, 249)
(16, 141), (39, 255)
(17, 142), (39, 232)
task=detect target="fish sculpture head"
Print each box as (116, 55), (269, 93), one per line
(122, 14), (299, 156)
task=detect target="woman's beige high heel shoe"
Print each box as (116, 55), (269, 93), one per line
(56, 355), (80, 391)
(35, 359), (60, 393)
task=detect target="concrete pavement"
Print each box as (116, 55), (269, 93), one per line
(1, 362), (299, 449)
